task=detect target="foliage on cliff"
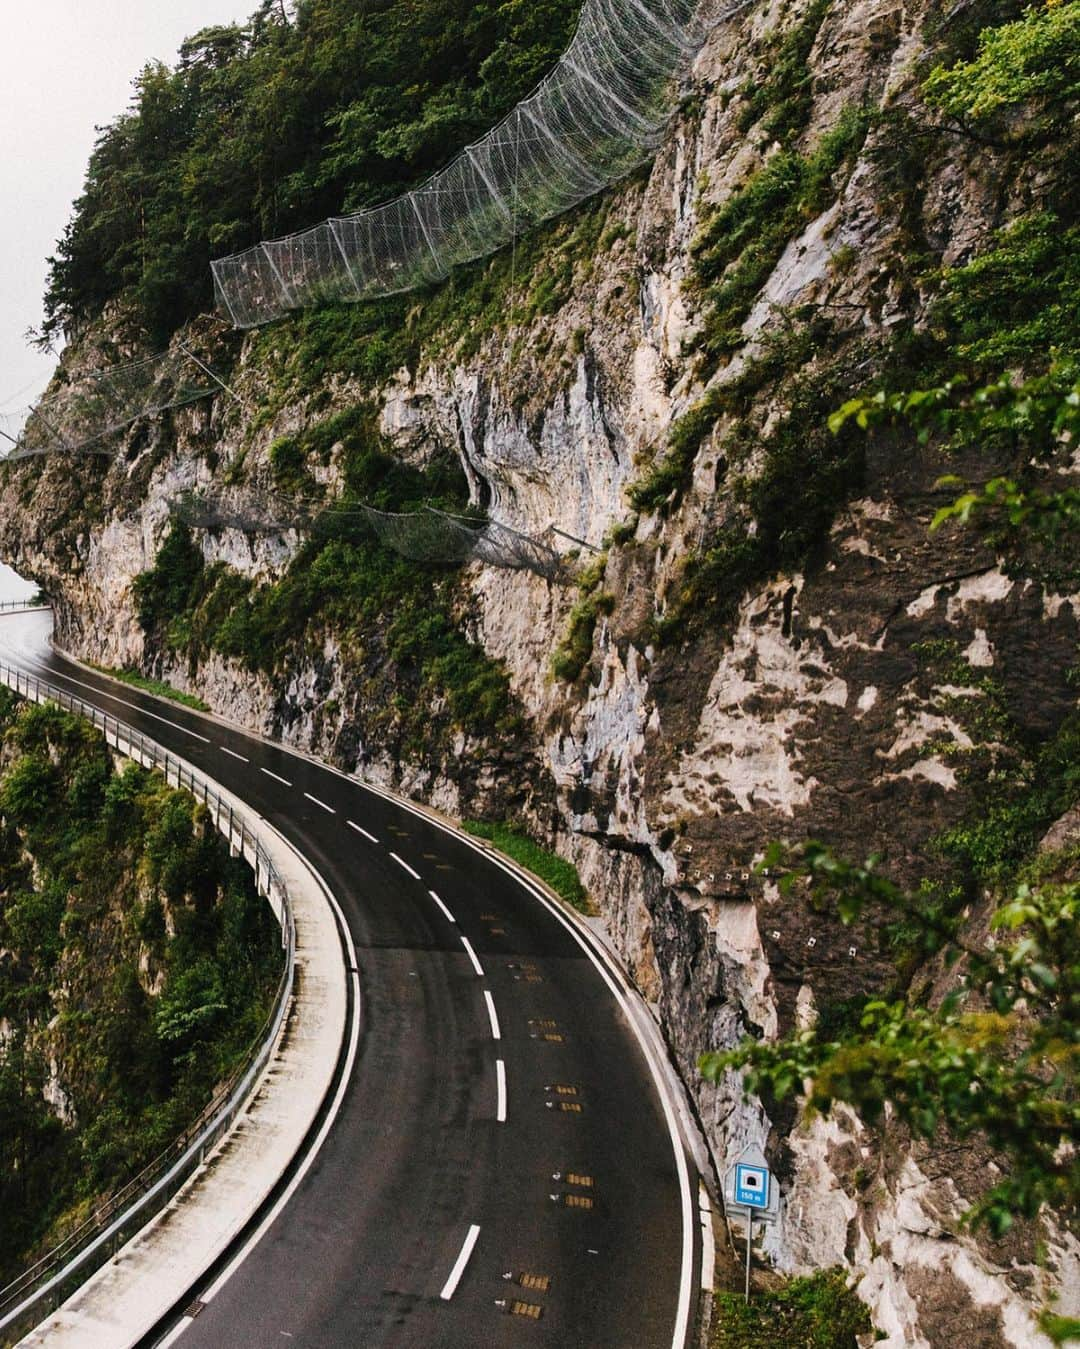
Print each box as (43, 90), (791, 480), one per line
(0, 691), (279, 1282)
(703, 840), (1080, 1238)
(132, 425), (521, 754)
(692, 0), (1080, 1290)
(41, 0), (581, 343)
(712, 1269), (871, 1348)
(631, 0), (1079, 651)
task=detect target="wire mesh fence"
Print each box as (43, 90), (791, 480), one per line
(363, 507), (566, 577)
(0, 347), (219, 463)
(0, 598), (48, 615)
(212, 0), (739, 328)
(0, 657), (296, 1348)
(0, 2), (748, 467)
(175, 487), (311, 534)
(176, 488), (569, 579)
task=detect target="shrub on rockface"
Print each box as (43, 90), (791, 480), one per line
(41, 0), (583, 344)
(634, 0), (1080, 652)
(132, 520), (206, 635)
(133, 436), (522, 751)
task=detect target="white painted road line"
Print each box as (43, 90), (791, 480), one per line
(31, 665), (213, 743)
(347, 820), (380, 845)
(358, 786), (699, 1349)
(483, 990), (501, 1041)
(439, 1224), (481, 1301)
(260, 767), (293, 788)
(390, 852), (421, 880)
(459, 935), (484, 977)
(304, 792), (336, 815)
(495, 1059), (507, 1122)
(429, 890), (457, 924)
(155, 1318), (190, 1348)
(185, 912), (364, 1323)
(221, 746), (249, 762)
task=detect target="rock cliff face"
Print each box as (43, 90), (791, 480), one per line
(2, 0), (1077, 1341)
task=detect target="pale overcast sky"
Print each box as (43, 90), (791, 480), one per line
(0, 1), (256, 415)
(0, 2), (256, 597)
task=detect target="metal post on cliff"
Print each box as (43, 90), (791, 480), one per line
(723, 1144), (778, 1304)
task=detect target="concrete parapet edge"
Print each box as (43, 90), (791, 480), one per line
(2, 662), (349, 1349)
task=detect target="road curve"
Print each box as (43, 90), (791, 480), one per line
(0, 611), (701, 1349)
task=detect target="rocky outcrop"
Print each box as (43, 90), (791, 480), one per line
(1, 0), (1076, 1341)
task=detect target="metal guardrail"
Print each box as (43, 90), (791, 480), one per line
(0, 599), (47, 615)
(0, 658), (296, 1347)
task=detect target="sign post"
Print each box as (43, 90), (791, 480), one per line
(724, 1145), (777, 1303)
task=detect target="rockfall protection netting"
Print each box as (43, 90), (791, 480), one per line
(365, 507), (566, 577)
(0, 348), (218, 462)
(176, 489), (568, 579)
(2, 1), (748, 463)
(212, 0), (741, 328)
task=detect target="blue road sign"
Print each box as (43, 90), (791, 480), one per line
(734, 1163), (769, 1210)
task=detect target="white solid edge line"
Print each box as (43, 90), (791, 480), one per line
(389, 851), (421, 880)
(221, 746), (249, 762)
(429, 889), (457, 924)
(459, 935), (484, 978)
(155, 1319), (188, 1348)
(347, 787), (697, 1349)
(483, 990), (501, 1041)
(191, 915), (362, 1319)
(23, 664), (213, 743)
(439, 1224), (481, 1301)
(35, 640), (696, 1349)
(347, 820), (379, 845)
(495, 1059), (507, 1123)
(260, 766), (293, 787)
(303, 791), (336, 814)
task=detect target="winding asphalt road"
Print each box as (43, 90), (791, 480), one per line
(0, 610), (700, 1349)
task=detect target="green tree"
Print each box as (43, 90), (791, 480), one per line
(41, 0), (583, 343)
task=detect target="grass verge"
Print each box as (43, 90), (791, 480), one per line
(90, 663), (210, 712)
(462, 820), (592, 914)
(712, 1270), (872, 1348)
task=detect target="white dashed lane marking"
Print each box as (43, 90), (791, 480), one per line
(304, 792), (336, 815)
(440, 1224), (481, 1301)
(459, 936), (484, 978)
(221, 746), (249, 762)
(389, 852), (421, 880)
(483, 991), (501, 1041)
(428, 890), (456, 924)
(29, 665), (212, 743)
(260, 767), (293, 787)
(347, 820), (380, 845)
